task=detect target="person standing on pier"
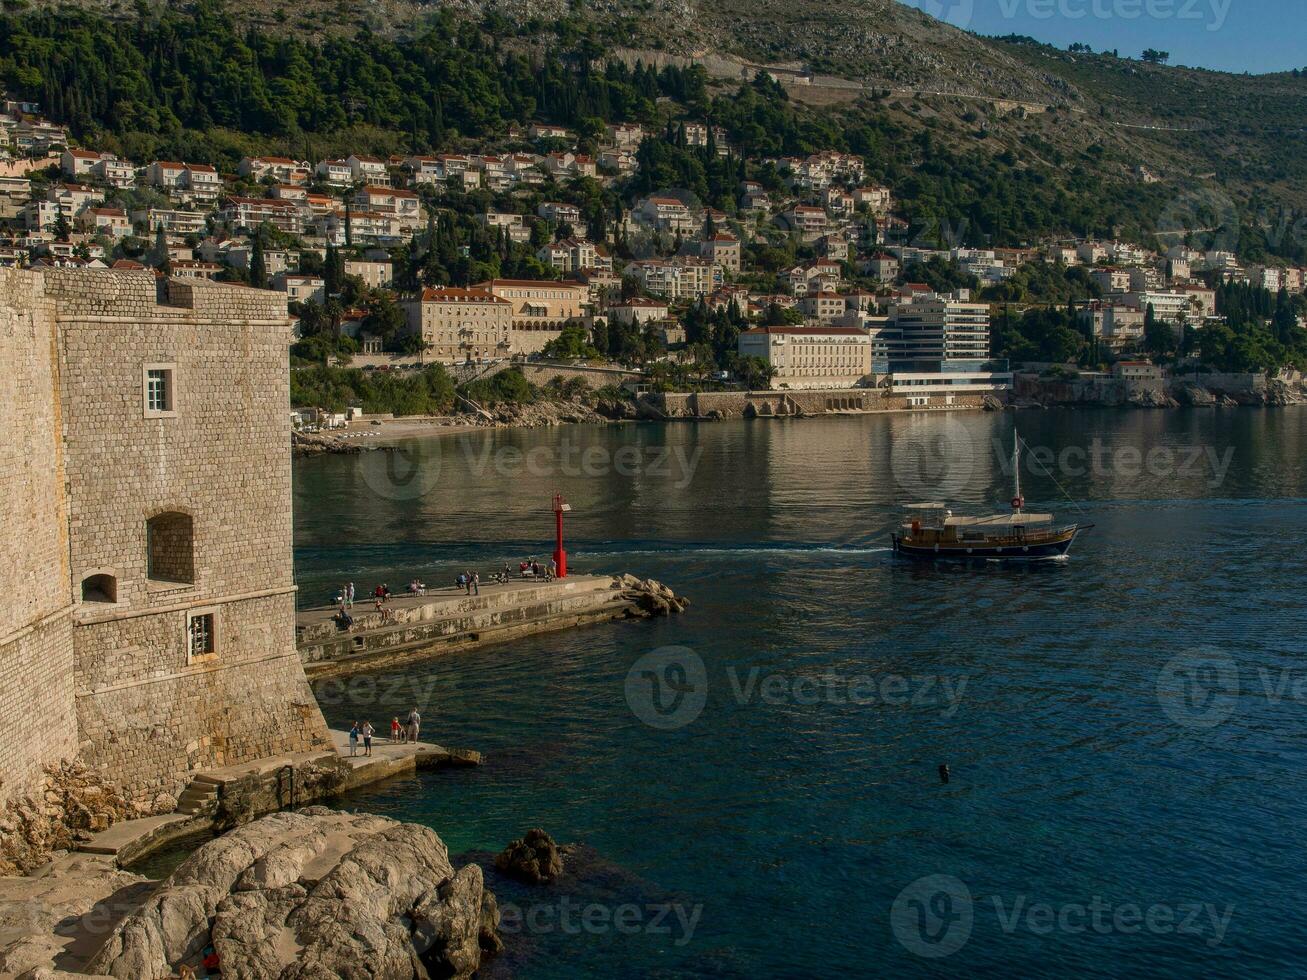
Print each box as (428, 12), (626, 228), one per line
(407, 706), (421, 743)
(361, 721), (374, 756)
(348, 722), (360, 757)
(391, 716), (401, 743)
(472, 572), (480, 595)
(346, 582), (355, 608)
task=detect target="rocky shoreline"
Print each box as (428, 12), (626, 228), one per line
(0, 808), (599, 980)
(294, 377), (1307, 457)
(1012, 373), (1307, 411)
(83, 808), (502, 980)
(291, 397), (637, 457)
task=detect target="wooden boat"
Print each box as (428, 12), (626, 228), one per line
(891, 432), (1092, 562)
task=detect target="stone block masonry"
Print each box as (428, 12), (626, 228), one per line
(0, 269), (77, 805)
(0, 268), (330, 809)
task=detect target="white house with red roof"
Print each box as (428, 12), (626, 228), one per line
(346, 154), (388, 183)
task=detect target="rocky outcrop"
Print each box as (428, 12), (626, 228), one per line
(980, 393), (1005, 412)
(592, 393), (640, 420)
(1126, 386), (1179, 408)
(0, 761), (140, 876)
(1172, 382), (1217, 406)
(85, 807), (499, 980)
(292, 430), (369, 456)
(0, 852), (151, 979)
(494, 828), (564, 885)
(614, 574), (691, 617)
(490, 399), (610, 427)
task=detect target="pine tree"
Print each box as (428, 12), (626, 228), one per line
(250, 236), (267, 288)
(152, 225), (170, 273)
(324, 243), (340, 296)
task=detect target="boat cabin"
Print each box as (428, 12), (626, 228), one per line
(900, 503), (1055, 546)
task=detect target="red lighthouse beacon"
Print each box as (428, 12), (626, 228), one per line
(552, 492), (571, 578)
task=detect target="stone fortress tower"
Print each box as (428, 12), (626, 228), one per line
(0, 268), (329, 808)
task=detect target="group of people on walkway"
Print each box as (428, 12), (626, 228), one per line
(348, 707), (421, 756)
(513, 557), (557, 581)
(333, 559), (563, 630)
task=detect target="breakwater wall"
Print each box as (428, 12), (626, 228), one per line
(297, 575), (684, 679)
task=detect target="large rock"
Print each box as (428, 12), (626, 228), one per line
(85, 807), (499, 980)
(1171, 382), (1217, 406)
(615, 575), (690, 617)
(494, 829), (563, 885)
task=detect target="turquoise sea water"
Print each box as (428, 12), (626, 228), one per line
(292, 408), (1307, 978)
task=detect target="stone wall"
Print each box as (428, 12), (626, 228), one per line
(0, 269), (77, 805)
(645, 388), (983, 419)
(0, 269), (330, 806)
(75, 594), (328, 799)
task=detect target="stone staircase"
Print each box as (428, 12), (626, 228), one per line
(175, 775), (222, 816)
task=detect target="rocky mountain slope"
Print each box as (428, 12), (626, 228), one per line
(35, 0), (1307, 245)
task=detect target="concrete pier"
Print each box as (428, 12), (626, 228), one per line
(297, 574), (642, 678)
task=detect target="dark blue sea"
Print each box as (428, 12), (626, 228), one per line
(291, 408), (1307, 978)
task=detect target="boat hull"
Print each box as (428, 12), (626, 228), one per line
(891, 526), (1090, 562)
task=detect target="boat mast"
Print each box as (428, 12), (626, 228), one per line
(1012, 430), (1024, 513)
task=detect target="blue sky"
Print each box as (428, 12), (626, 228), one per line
(898, 0), (1306, 74)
